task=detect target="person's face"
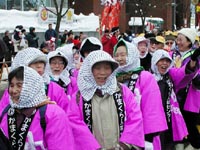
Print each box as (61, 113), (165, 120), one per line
(165, 40), (174, 48)
(113, 46), (127, 66)
(73, 52), (80, 61)
(156, 58), (171, 75)
(9, 77), (23, 103)
(92, 62), (112, 86)
(49, 24), (52, 29)
(176, 34), (191, 52)
(138, 42), (148, 56)
(149, 41), (157, 53)
(83, 50), (91, 58)
(50, 57), (65, 75)
(155, 42), (164, 49)
(29, 61), (45, 76)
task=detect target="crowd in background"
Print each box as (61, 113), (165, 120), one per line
(0, 24), (200, 150)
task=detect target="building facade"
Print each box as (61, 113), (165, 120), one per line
(0, 0), (192, 33)
(72, 0), (191, 33)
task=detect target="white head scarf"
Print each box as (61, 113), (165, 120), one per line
(151, 49), (173, 81)
(9, 66), (46, 109)
(78, 50), (119, 101)
(11, 47), (50, 84)
(56, 43), (74, 70)
(113, 39), (141, 73)
(133, 36), (150, 58)
(46, 50), (71, 85)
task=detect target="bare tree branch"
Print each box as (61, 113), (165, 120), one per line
(41, 0), (56, 15)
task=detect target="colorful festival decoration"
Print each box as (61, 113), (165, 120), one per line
(196, 3), (200, 28)
(100, 0), (124, 35)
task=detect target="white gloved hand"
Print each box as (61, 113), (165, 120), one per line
(145, 141), (153, 150)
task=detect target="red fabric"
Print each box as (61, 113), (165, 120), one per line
(110, 35), (118, 50)
(101, 5), (111, 31)
(73, 39), (81, 47)
(108, 1), (121, 30)
(101, 34), (113, 56)
(100, 1), (122, 35)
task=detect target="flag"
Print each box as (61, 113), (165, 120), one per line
(100, 0), (124, 35)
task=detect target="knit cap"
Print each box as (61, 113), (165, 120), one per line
(178, 28), (198, 44)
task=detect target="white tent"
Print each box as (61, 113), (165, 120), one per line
(128, 17), (163, 26)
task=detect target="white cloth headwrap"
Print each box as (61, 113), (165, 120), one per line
(10, 66), (46, 109)
(78, 50), (119, 101)
(11, 47), (50, 84)
(46, 50), (71, 86)
(114, 39), (141, 73)
(56, 43), (74, 70)
(151, 49), (173, 81)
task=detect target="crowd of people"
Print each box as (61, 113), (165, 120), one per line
(0, 24), (200, 150)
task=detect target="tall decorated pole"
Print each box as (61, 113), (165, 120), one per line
(100, 0), (124, 36)
(196, 2), (200, 29)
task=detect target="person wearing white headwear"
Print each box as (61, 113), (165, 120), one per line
(0, 66), (74, 150)
(46, 50), (78, 98)
(113, 38), (168, 150)
(67, 50), (144, 150)
(171, 28), (200, 150)
(151, 49), (199, 150)
(133, 36), (151, 71)
(79, 36), (103, 58)
(0, 47), (69, 114)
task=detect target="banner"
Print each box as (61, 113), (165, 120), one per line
(100, 0), (124, 35)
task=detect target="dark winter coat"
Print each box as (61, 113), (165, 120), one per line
(26, 27), (39, 48)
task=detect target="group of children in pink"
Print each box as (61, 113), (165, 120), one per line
(0, 27), (200, 150)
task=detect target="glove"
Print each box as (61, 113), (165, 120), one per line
(145, 141), (153, 150)
(191, 48), (200, 61)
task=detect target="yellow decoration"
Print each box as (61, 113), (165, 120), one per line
(67, 10), (72, 21)
(196, 5), (200, 13)
(174, 56), (182, 68)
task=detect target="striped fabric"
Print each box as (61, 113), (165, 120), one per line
(10, 66), (46, 109)
(78, 50), (119, 101)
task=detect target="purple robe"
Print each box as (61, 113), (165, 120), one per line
(135, 71), (168, 134)
(67, 84), (145, 149)
(0, 104), (74, 150)
(0, 81), (69, 114)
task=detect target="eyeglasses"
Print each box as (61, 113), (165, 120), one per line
(165, 42), (173, 45)
(50, 61), (65, 65)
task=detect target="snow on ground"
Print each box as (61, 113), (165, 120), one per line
(0, 9), (99, 33)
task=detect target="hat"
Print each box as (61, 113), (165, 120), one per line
(148, 37), (156, 43)
(29, 55), (47, 65)
(145, 33), (156, 39)
(155, 36), (165, 44)
(165, 35), (175, 41)
(165, 30), (173, 36)
(138, 33), (145, 37)
(133, 36), (150, 47)
(172, 31), (178, 37)
(178, 28), (198, 44)
(195, 36), (199, 42)
(111, 26), (119, 33)
(80, 37), (103, 57)
(151, 49), (173, 75)
(48, 51), (68, 67)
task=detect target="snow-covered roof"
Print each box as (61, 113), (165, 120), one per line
(0, 9), (100, 33)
